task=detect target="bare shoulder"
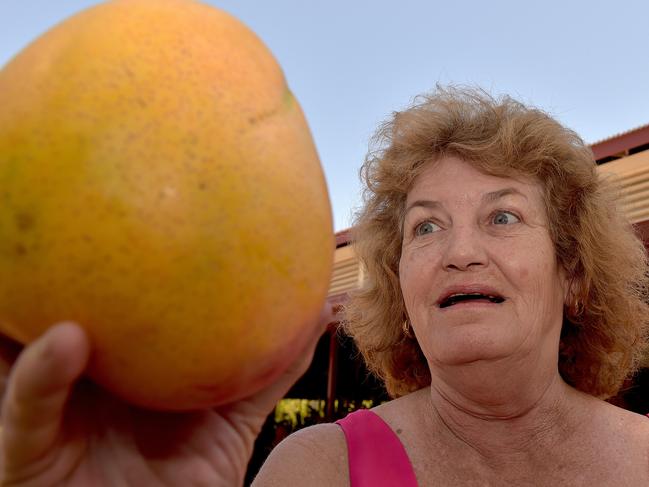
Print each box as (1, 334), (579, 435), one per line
(617, 407), (649, 452)
(602, 401), (649, 435)
(617, 407), (649, 478)
(251, 422), (349, 486)
(371, 387), (430, 430)
(595, 401), (649, 478)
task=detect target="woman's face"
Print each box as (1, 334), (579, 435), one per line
(399, 156), (568, 368)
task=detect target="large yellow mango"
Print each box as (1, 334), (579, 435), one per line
(0, 0), (333, 410)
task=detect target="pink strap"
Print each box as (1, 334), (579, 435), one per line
(336, 409), (418, 487)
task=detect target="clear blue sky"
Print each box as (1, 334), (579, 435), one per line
(2, 0), (648, 231)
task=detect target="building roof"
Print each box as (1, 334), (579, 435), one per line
(591, 123), (649, 162)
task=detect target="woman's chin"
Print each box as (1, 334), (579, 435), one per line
(426, 333), (522, 368)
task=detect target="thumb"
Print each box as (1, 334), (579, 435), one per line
(1, 322), (90, 477)
(0, 333), (23, 405)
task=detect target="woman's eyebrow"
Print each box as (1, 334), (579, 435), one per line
(404, 188), (527, 217)
(483, 187), (528, 204)
(403, 200), (443, 217)
(400, 188), (529, 235)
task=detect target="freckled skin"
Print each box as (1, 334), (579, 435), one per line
(0, 0), (333, 410)
(399, 157), (568, 370)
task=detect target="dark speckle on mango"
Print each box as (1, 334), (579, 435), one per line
(15, 212), (35, 232)
(14, 243), (27, 256)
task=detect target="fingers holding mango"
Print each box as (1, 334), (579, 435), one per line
(1, 323), (89, 479)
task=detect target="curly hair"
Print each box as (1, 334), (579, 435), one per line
(343, 86), (649, 399)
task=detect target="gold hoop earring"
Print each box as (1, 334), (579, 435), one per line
(566, 296), (582, 318)
(402, 319), (413, 338)
(572, 298), (583, 317)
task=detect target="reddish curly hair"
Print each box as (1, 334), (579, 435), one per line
(344, 86), (649, 399)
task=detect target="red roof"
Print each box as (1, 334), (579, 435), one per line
(591, 123), (649, 162)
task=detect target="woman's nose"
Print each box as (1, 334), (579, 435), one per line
(441, 225), (488, 271)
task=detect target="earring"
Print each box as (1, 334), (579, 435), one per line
(572, 298), (583, 317)
(567, 296), (582, 318)
(402, 319), (413, 338)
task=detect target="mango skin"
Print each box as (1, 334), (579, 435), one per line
(0, 0), (334, 410)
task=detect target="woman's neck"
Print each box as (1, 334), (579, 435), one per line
(423, 362), (594, 473)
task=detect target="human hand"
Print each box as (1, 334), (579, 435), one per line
(0, 304), (333, 486)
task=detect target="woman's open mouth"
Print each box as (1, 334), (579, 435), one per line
(438, 292), (505, 309)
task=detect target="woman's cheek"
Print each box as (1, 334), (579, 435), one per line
(518, 266), (530, 281)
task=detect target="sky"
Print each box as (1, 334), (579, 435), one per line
(2, 1), (649, 231)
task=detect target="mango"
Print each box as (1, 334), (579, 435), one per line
(0, 0), (334, 410)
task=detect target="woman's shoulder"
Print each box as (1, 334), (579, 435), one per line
(606, 404), (649, 455)
(588, 400), (649, 479)
(370, 387), (430, 430)
(596, 399), (649, 435)
(252, 393), (425, 486)
(252, 422), (349, 486)
(611, 404), (649, 446)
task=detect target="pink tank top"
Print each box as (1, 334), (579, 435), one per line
(335, 409), (418, 487)
(336, 410), (649, 486)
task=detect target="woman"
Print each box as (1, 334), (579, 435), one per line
(1, 87), (648, 486)
(254, 88), (649, 485)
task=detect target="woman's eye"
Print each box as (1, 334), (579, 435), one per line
(415, 221), (440, 236)
(492, 211), (520, 225)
